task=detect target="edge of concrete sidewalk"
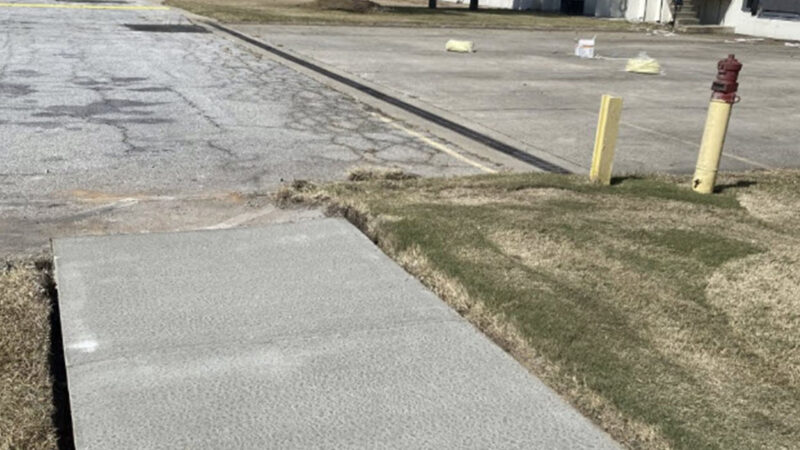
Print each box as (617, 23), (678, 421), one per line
(52, 218), (621, 449)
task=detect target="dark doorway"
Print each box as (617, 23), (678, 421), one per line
(561, 0), (585, 14)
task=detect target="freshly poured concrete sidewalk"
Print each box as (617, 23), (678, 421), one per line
(53, 218), (618, 449)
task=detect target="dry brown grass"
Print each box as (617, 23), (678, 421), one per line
(279, 170), (800, 450)
(0, 261), (56, 450)
(168, 0), (649, 31)
(5, 170), (797, 449)
(346, 166), (420, 182)
(394, 244), (671, 449)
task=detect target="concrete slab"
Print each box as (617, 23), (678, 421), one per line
(237, 25), (800, 174)
(54, 218), (619, 449)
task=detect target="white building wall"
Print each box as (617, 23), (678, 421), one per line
(441, 0), (560, 10)
(719, 0), (800, 40)
(625, 0), (647, 20)
(622, 0), (673, 22)
(623, 0), (800, 39)
(442, 0), (800, 40)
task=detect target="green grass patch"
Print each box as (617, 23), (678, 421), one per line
(639, 229), (761, 267)
(282, 170), (800, 449)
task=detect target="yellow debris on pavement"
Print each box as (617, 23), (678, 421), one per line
(445, 40), (474, 53)
(625, 52), (661, 74)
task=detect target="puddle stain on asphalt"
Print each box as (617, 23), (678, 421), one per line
(0, 82), (36, 97)
(33, 99), (166, 118)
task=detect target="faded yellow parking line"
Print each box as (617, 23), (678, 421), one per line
(374, 114), (498, 174)
(0, 2), (169, 10)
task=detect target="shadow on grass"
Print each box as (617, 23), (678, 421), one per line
(715, 180), (757, 193)
(602, 175), (742, 209)
(37, 260), (75, 450)
(610, 175), (642, 186)
(614, 176), (757, 194)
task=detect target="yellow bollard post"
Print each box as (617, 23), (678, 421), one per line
(590, 95), (623, 185)
(692, 54), (743, 194)
(692, 100), (733, 194)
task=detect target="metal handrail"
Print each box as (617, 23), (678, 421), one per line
(671, 0), (683, 29)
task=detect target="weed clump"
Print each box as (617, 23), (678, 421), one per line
(347, 167), (419, 182)
(310, 0), (380, 13)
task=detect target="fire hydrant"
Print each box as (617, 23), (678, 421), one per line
(692, 54), (743, 194)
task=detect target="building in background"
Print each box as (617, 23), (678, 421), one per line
(446, 0), (800, 40)
(696, 0), (800, 39)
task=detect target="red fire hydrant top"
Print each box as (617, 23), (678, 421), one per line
(711, 54), (742, 103)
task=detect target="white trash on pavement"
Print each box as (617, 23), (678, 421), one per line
(574, 36), (595, 58)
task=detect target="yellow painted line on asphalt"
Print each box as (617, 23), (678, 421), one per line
(0, 2), (169, 10)
(621, 119), (773, 170)
(717, 152), (773, 170)
(374, 115), (498, 174)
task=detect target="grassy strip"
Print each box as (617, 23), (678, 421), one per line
(278, 169), (800, 449)
(168, 0), (648, 31)
(0, 261), (57, 450)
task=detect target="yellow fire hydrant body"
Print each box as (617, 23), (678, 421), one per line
(692, 100), (733, 194)
(692, 54), (742, 194)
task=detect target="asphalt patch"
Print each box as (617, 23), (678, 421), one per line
(9, 69), (42, 77)
(0, 82), (35, 97)
(34, 99), (163, 118)
(124, 24), (209, 33)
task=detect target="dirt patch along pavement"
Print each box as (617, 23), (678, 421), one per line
(235, 25), (800, 174)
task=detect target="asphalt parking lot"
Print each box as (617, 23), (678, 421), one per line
(240, 25), (800, 174)
(0, 1), (495, 256)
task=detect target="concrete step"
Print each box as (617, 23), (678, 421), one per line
(676, 17), (701, 25)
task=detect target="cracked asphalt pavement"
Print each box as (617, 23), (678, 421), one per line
(0, 0), (496, 256)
